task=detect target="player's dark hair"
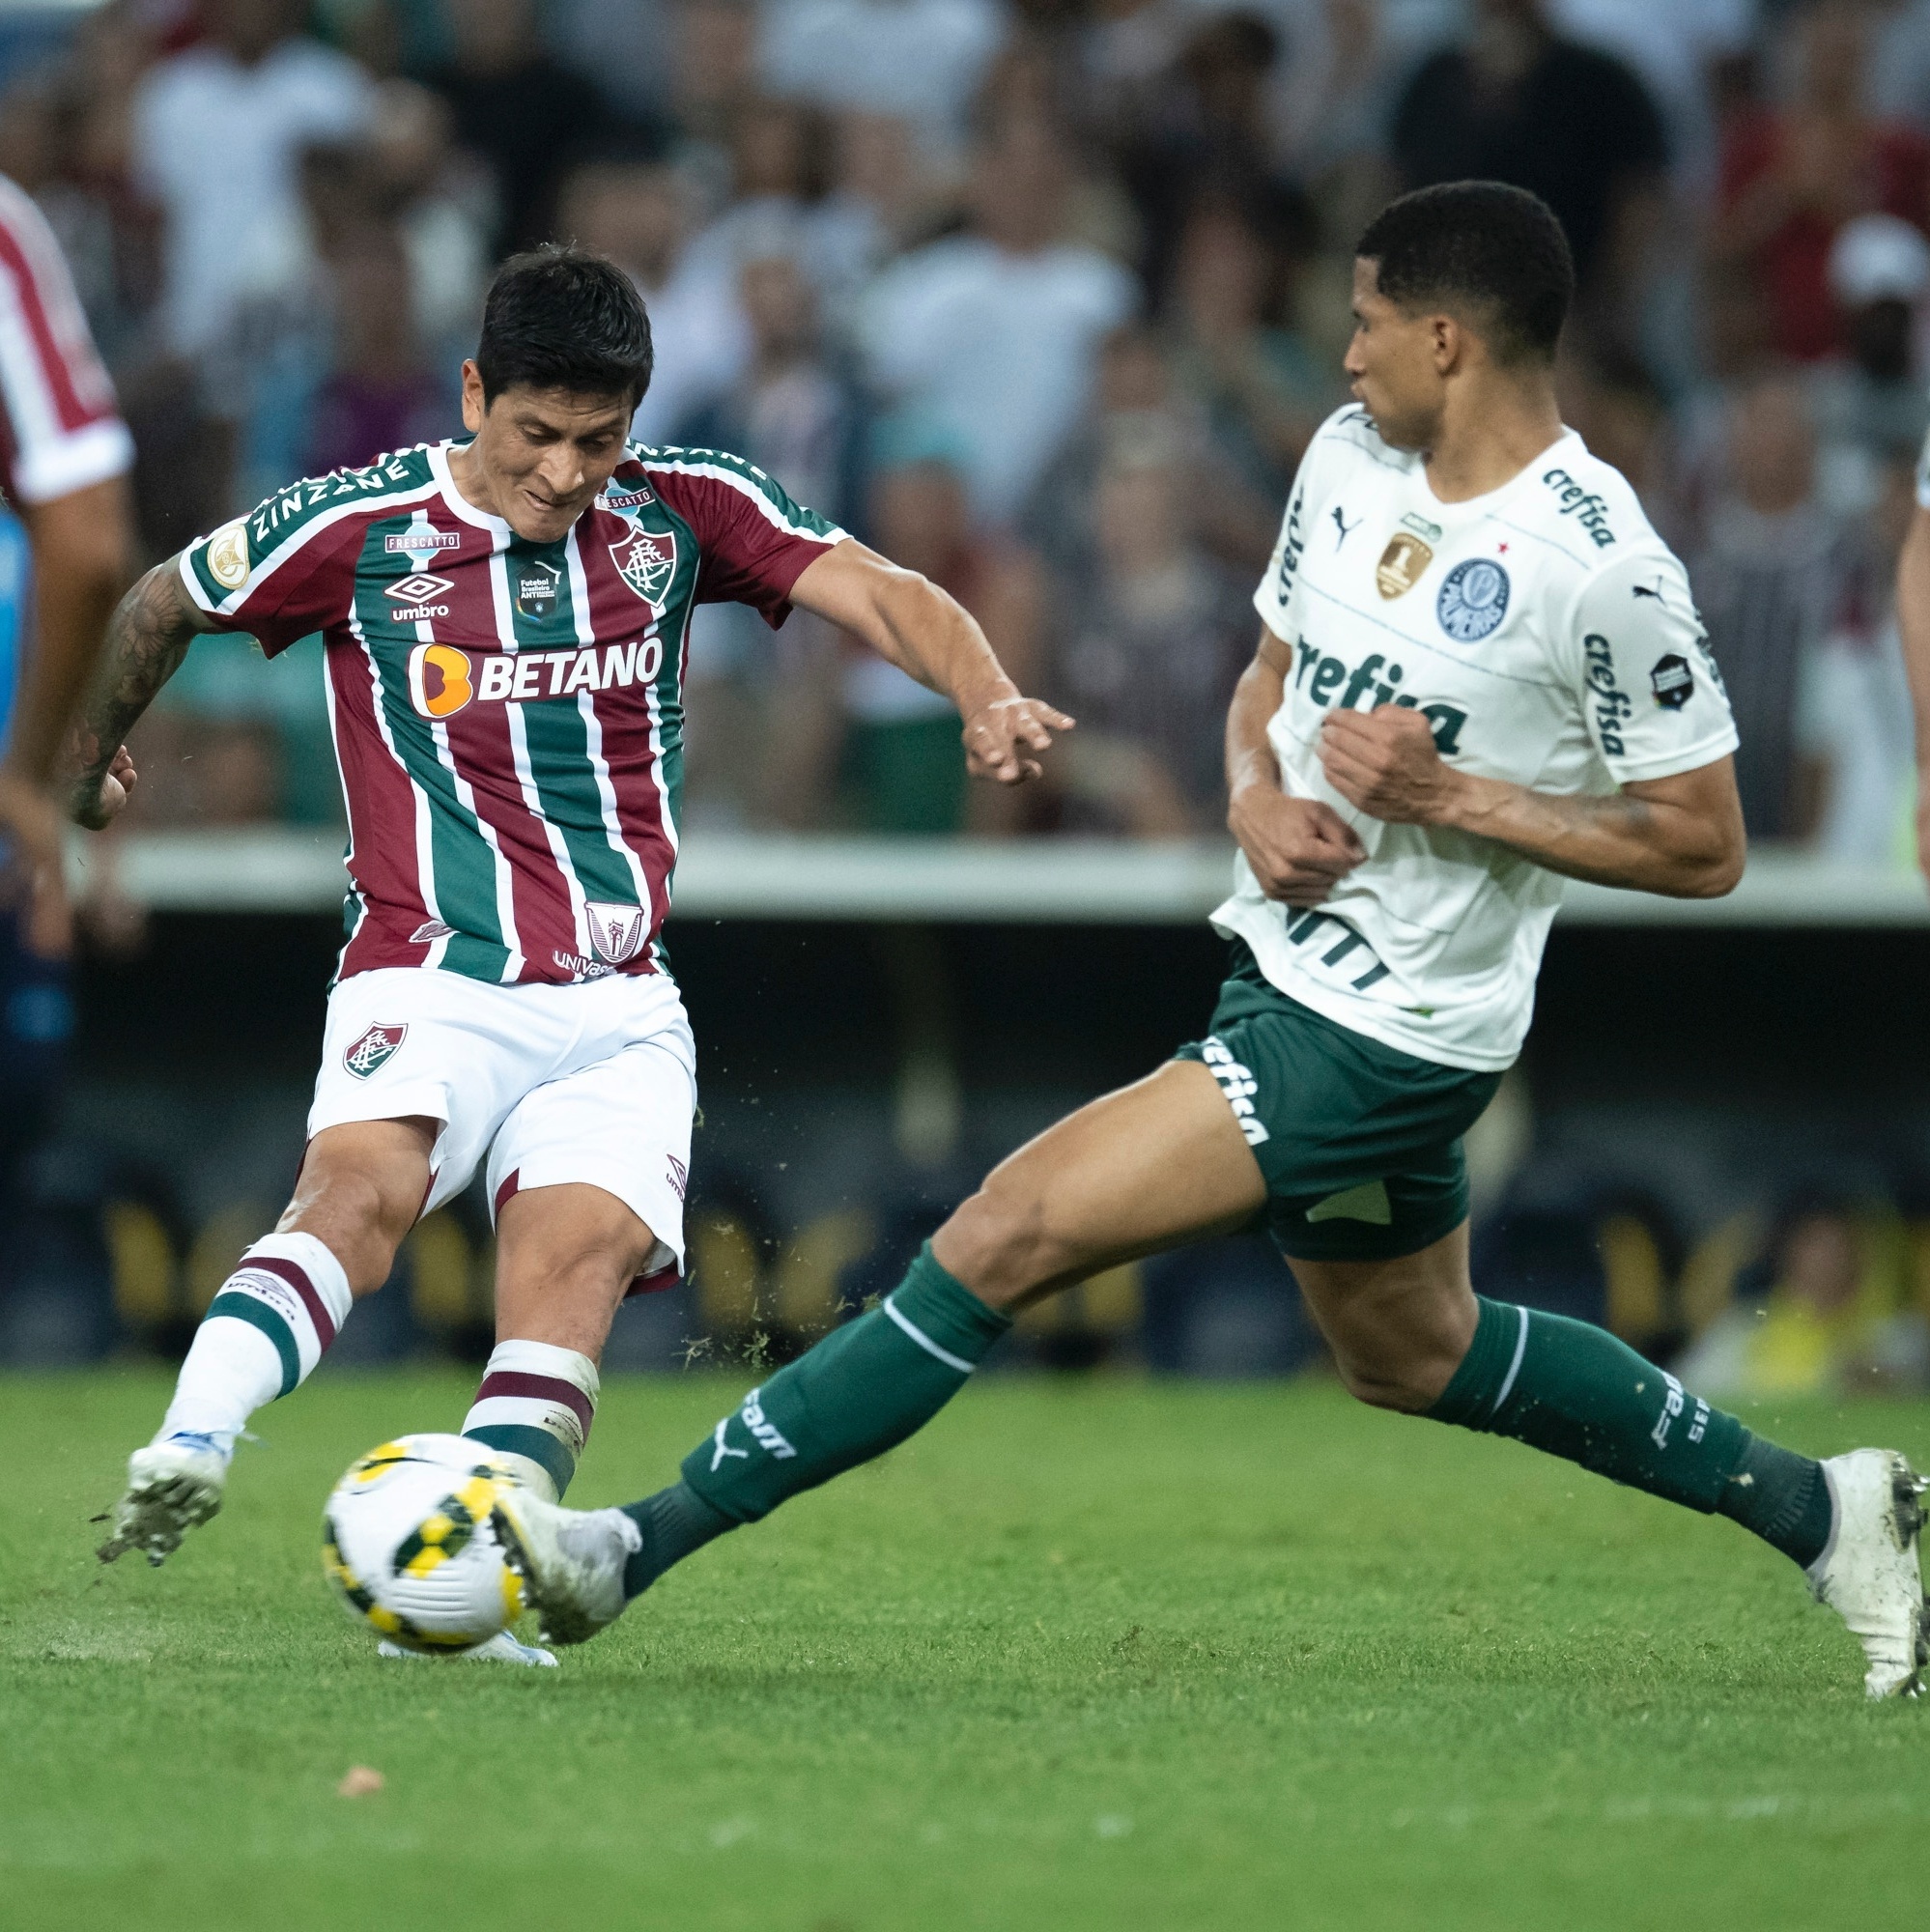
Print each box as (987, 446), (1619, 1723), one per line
(1355, 182), (1574, 366)
(475, 245), (654, 408)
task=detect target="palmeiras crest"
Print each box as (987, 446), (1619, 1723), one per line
(609, 527), (677, 612)
(585, 900), (649, 966)
(344, 1023), (407, 1079)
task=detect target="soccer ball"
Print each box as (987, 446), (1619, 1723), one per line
(321, 1434), (527, 1654)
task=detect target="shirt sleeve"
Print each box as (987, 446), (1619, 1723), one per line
(179, 487), (366, 658)
(0, 180), (132, 505)
(648, 449), (848, 628)
(1567, 549), (1739, 782)
(1253, 419), (1347, 641)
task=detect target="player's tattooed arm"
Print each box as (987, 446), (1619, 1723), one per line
(1318, 706), (1746, 898)
(789, 539), (1072, 782)
(1227, 627), (1365, 907)
(69, 557), (219, 830)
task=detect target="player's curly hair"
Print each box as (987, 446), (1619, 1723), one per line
(476, 245), (654, 408)
(1356, 182), (1574, 366)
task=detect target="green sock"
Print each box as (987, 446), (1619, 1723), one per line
(622, 1244), (1011, 1598)
(1430, 1297), (1832, 1569)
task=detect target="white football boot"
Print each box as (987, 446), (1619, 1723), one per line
(490, 1491), (639, 1646)
(1806, 1448), (1929, 1698)
(377, 1631), (557, 1667)
(96, 1432), (230, 1567)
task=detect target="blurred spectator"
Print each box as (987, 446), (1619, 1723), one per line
(843, 429), (1043, 833)
(676, 252), (863, 521)
(1046, 431), (1251, 837)
(1674, 1192), (1923, 1397)
(1164, 187), (1337, 504)
(757, 0), (1007, 159)
(1392, 0), (1669, 306)
(676, 249), (866, 831)
(1803, 451), (1917, 864)
(133, 0), (375, 355)
(1807, 212), (1930, 516)
(427, 0), (610, 257)
(1715, 1), (1930, 363)
(858, 119), (1135, 525)
(1559, 350), (1687, 548)
(301, 224), (456, 474)
(1690, 372), (1846, 839)
(361, 79), (493, 355)
(1031, 321), (1277, 580)
(556, 156), (749, 446)
(1114, 11), (1285, 307)
(546, 0), (673, 128)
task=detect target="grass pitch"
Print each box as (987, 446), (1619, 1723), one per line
(5, 1370), (1929, 1932)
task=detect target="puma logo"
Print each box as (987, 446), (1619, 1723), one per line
(708, 1419), (749, 1471)
(1332, 505), (1361, 549)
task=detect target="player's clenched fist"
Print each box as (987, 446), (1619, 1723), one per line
(1228, 784), (1365, 906)
(1318, 705), (1464, 825)
(960, 693), (1074, 784)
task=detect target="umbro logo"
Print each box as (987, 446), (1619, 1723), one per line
(386, 572), (454, 603)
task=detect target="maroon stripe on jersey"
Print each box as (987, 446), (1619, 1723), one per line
(0, 198), (99, 432)
(246, 1256), (338, 1350)
(476, 1370), (595, 1436)
(624, 1263), (682, 1299)
(329, 632), (435, 980)
(494, 1169), (519, 1215)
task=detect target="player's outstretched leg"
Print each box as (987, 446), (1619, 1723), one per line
(1290, 1234), (1927, 1699)
(99, 1120), (434, 1567)
(493, 1062), (1266, 1644)
(448, 1179), (666, 1661)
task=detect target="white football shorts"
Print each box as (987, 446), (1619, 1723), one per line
(308, 965), (695, 1280)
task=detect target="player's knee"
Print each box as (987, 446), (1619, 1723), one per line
(936, 1181), (1072, 1308)
(279, 1170), (407, 1297)
(1332, 1351), (1442, 1415)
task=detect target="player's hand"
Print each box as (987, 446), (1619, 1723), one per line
(70, 743), (137, 831)
(1319, 706), (1465, 824)
(1229, 782), (1364, 906)
(961, 693), (1073, 784)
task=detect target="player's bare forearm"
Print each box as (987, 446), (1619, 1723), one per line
(1227, 628), (1365, 905)
(1896, 507), (1930, 881)
(70, 558), (211, 829)
(1319, 704), (1745, 898)
(1, 475), (133, 786)
(790, 539), (1071, 782)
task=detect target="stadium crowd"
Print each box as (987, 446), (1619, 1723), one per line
(0, 0), (1921, 852)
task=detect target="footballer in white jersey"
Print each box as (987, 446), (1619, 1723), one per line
(1214, 403), (1737, 1070)
(505, 185), (1928, 1703)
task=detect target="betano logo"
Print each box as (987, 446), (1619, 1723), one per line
(406, 638), (667, 720)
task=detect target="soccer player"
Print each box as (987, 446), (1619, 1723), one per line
(0, 175), (135, 1201)
(78, 249), (1069, 1662)
(496, 185), (1929, 1699)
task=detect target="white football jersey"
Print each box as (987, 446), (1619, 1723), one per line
(1213, 405), (1738, 1071)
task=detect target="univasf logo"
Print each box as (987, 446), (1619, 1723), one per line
(584, 900), (648, 965)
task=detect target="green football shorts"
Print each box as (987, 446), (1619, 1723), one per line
(1174, 941), (1502, 1264)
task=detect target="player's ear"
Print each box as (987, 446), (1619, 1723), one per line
(460, 361), (487, 435)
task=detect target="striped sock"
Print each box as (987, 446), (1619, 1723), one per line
(158, 1233), (354, 1452)
(461, 1340), (598, 1501)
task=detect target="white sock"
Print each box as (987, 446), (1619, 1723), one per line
(461, 1340), (599, 1501)
(157, 1233), (354, 1453)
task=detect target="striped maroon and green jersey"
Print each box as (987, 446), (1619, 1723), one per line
(180, 440), (844, 986)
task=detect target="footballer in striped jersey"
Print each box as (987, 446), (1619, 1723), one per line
(77, 248), (1068, 1645)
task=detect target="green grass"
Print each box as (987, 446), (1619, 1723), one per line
(4, 1371), (1929, 1932)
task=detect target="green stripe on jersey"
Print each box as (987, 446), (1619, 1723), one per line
(506, 537), (643, 912)
(352, 516), (512, 973)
